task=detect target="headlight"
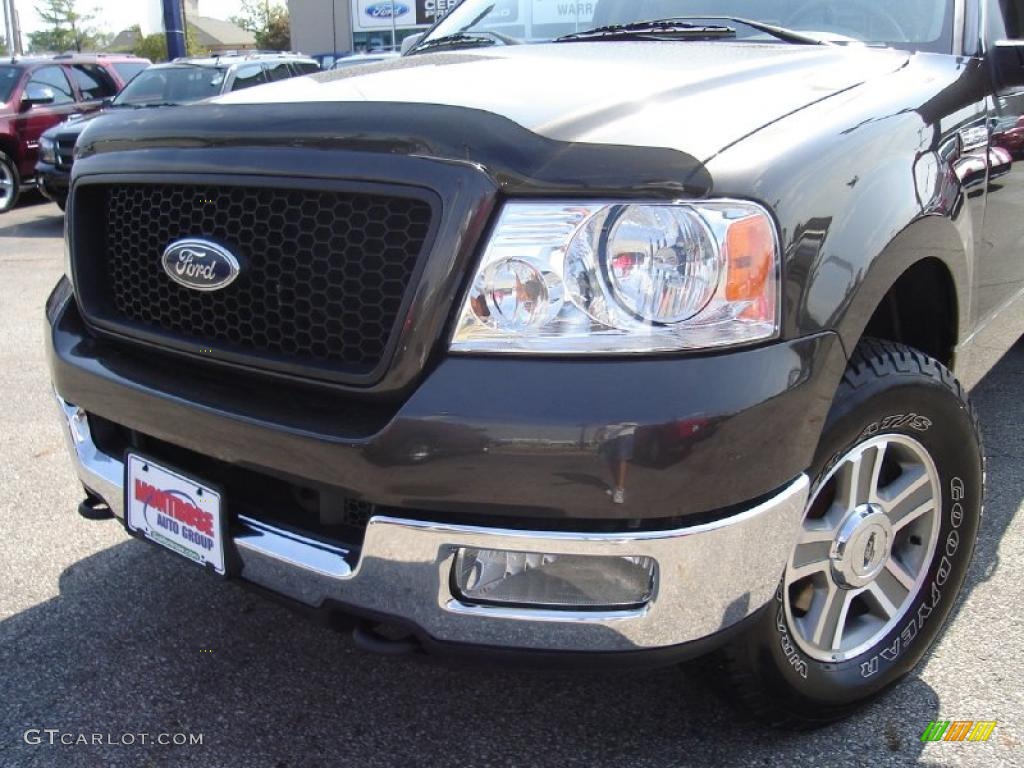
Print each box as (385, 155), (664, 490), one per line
(450, 200), (779, 353)
(39, 136), (57, 165)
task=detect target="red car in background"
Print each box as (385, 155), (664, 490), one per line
(0, 53), (149, 213)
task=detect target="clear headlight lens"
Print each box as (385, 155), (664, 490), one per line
(601, 205), (719, 323)
(39, 136), (57, 165)
(451, 200), (779, 353)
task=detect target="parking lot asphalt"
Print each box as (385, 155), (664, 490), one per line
(0, 197), (1021, 767)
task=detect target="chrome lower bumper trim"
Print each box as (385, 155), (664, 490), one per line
(56, 395), (809, 652)
(56, 395), (125, 511)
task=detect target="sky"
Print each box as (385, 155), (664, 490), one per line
(8, 1), (250, 36)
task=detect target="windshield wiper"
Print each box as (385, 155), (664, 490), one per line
(555, 20), (736, 43)
(672, 16), (829, 45)
(406, 32), (500, 55)
(555, 16), (828, 45)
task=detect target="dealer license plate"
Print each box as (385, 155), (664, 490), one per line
(125, 454), (226, 575)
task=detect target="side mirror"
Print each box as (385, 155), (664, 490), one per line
(401, 33), (424, 55)
(21, 84), (56, 110)
(992, 40), (1024, 88)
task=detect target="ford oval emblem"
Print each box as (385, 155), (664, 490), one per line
(161, 239), (241, 292)
(365, 2), (409, 18)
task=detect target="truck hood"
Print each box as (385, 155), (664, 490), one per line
(218, 41), (910, 161)
(44, 104), (176, 142)
(42, 110), (100, 141)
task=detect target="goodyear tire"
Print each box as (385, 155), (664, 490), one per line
(719, 338), (983, 728)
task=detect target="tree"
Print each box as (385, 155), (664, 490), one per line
(91, 29), (113, 48)
(231, 0), (290, 51)
(28, 0), (103, 53)
(132, 28), (168, 62)
(131, 25), (202, 63)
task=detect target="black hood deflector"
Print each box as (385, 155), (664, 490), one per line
(74, 102), (712, 198)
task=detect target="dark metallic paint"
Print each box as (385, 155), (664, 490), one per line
(48, 286), (846, 523)
(705, 52), (992, 362)
(51, 13), (1024, 524)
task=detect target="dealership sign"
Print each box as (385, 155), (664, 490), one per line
(353, 0), (416, 30)
(352, 0), (591, 32)
(353, 0), (489, 29)
(415, 0), (460, 26)
(531, 0), (594, 25)
(416, 0), (519, 25)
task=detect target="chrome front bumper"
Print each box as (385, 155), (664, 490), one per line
(58, 396), (809, 653)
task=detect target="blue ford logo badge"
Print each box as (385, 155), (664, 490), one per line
(161, 239), (240, 292)
(365, 2), (409, 18)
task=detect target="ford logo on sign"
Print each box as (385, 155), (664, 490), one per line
(365, 2), (410, 18)
(161, 239), (241, 292)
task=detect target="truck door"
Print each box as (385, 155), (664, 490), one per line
(12, 65), (79, 180)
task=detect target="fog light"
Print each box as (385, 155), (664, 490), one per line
(453, 548), (656, 610)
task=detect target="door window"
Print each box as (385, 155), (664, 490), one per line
(69, 64), (118, 100)
(264, 62), (293, 82)
(25, 66), (75, 105)
(112, 62), (149, 84)
(230, 65), (267, 91)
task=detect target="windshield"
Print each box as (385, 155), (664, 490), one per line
(114, 65), (227, 106)
(0, 65), (22, 104)
(421, 0), (954, 53)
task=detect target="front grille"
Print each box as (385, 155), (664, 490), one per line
(55, 137), (75, 169)
(87, 183), (434, 379)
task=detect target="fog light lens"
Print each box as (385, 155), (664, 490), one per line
(453, 548), (656, 610)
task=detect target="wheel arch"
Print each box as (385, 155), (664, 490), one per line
(833, 215), (968, 369)
(0, 132), (19, 166)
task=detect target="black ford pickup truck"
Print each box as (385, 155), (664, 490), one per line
(46, 0), (1024, 727)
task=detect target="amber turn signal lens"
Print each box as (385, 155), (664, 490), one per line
(725, 214), (775, 302)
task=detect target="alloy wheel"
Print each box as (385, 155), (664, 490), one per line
(784, 434), (942, 662)
(0, 160), (14, 210)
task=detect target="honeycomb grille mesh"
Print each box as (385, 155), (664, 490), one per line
(102, 184), (433, 373)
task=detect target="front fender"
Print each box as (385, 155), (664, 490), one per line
(703, 53), (982, 360)
(0, 123), (20, 162)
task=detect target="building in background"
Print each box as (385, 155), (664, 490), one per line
(288, 0), (451, 55)
(288, 1), (596, 55)
(111, 0), (255, 56)
(184, 0), (256, 53)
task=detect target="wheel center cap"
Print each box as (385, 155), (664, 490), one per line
(830, 504), (893, 589)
